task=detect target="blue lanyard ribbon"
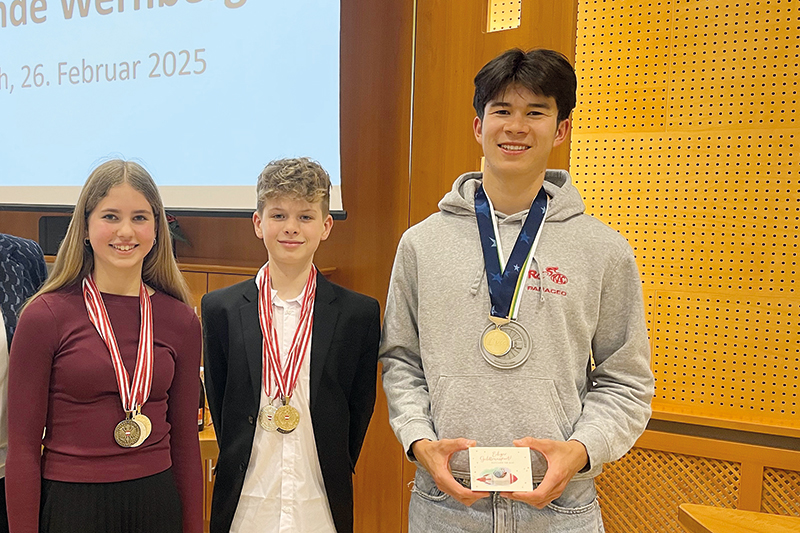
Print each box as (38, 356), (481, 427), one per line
(475, 184), (548, 319)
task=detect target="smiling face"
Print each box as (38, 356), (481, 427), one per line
(253, 196), (333, 270)
(474, 84), (571, 189)
(86, 182), (156, 285)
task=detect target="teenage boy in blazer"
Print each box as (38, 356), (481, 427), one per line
(202, 158), (381, 533)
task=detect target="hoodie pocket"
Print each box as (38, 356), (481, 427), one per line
(429, 374), (573, 476)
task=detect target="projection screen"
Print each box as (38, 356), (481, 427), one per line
(0, 0), (343, 215)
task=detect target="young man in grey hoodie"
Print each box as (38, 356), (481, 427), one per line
(379, 48), (654, 532)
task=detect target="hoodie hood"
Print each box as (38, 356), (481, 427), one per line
(438, 169), (586, 223)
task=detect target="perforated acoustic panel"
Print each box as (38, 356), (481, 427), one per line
(487, 0), (522, 32)
(654, 292), (798, 420)
(571, 0), (800, 433)
(595, 448), (740, 533)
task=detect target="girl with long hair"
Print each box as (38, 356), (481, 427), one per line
(6, 160), (202, 533)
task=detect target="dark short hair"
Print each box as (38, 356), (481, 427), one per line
(473, 48), (577, 123)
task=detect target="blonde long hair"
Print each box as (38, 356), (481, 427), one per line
(29, 159), (191, 306)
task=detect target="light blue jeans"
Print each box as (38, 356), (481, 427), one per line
(409, 469), (605, 533)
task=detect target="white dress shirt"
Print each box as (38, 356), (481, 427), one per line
(230, 288), (336, 533)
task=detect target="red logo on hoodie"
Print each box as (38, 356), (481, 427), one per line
(527, 267), (569, 285)
(527, 267), (569, 296)
(544, 267), (568, 284)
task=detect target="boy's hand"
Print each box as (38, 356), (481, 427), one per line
(411, 438), (490, 507)
(502, 437), (588, 508)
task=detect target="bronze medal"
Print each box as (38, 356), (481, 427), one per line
(114, 418), (144, 448)
(274, 404), (300, 434)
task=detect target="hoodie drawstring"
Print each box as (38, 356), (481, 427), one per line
(470, 264), (484, 296)
(531, 256), (544, 302)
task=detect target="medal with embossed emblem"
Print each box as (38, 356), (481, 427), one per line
(274, 399), (301, 434)
(258, 403), (278, 432)
(115, 414), (146, 448)
(482, 316), (512, 356)
(475, 185), (547, 369)
(256, 263), (317, 434)
(83, 276), (154, 448)
(480, 320), (532, 369)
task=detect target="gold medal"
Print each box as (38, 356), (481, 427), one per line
(114, 417), (145, 448)
(479, 320), (532, 370)
(132, 422), (147, 447)
(133, 408), (152, 440)
(274, 404), (300, 434)
(482, 328), (512, 356)
(482, 316), (512, 356)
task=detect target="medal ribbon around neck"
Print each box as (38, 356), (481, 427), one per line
(475, 184), (548, 320)
(256, 263), (317, 403)
(82, 276), (154, 413)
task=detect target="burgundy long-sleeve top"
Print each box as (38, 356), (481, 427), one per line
(6, 284), (203, 533)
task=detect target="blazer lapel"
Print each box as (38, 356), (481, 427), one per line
(239, 282), (263, 410)
(309, 272), (339, 410)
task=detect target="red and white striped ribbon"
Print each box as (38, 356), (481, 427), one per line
(83, 276), (154, 413)
(256, 264), (316, 402)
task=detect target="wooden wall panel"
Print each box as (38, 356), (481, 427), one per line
(596, 430), (800, 533)
(339, 1), (414, 531)
(597, 448), (741, 533)
(762, 467), (800, 517)
(0, 211), (44, 242)
(181, 271), (207, 316)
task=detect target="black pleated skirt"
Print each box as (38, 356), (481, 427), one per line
(0, 477), (10, 533)
(39, 469), (182, 533)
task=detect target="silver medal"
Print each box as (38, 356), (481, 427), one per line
(479, 321), (531, 369)
(258, 404), (278, 431)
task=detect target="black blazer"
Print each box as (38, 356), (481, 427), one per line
(201, 272), (381, 533)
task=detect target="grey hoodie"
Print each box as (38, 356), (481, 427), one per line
(380, 170), (654, 481)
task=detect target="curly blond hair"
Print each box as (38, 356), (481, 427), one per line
(256, 157), (331, 215)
